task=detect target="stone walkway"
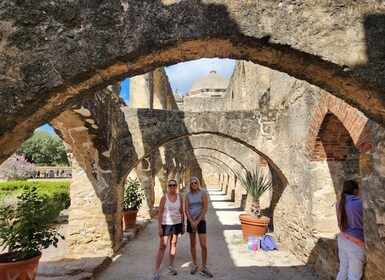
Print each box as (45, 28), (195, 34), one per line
(95, 187), (321, 280)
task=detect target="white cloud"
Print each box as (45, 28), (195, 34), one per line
(165, 58), (236, 94)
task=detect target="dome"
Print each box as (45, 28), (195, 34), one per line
(189, 70), (229, 92)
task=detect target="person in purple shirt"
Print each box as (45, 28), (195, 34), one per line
(336, 180), (365, 280)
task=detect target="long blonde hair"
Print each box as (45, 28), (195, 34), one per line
(189, 176), (201, 192)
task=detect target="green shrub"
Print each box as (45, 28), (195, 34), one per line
(0, 181), (70, 210)
(0, 187), (65, 262)
(123, 178), (144, 211)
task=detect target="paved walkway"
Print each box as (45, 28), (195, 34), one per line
(96, 187), (321, 280)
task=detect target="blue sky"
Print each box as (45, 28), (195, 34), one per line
(38, 58), (236, 134)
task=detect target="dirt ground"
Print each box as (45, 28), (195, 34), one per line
(95, 187), (321, 280)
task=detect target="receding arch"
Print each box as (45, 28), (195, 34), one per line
(124, 123), (288, 187)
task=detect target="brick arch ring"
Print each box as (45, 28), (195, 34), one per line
(306, 92), (375, 159)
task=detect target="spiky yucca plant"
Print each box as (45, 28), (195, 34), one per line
(236, 169), (271, 218)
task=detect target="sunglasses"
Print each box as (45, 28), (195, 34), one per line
(168, 184), (177, 187)
(191, 182), (198, 185)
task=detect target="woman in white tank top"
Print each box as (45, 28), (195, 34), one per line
(153, 179), (185, 280)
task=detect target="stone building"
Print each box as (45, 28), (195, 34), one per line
(180, 69), (230, 112)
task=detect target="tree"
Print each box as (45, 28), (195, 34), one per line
(16, 130), (69, 166)
(0, 154), (36, 181)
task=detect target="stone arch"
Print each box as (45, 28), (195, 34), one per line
(306, 92), (373, 158)
(305, 93), (371, 230)
(3, 2), (385, 163)
(303, 92), (384, 278)
(136, 130), (285, 221)
(152, 133), (264, 199)
(49, 89), (135, 257)
(125, 108), (288, 186)
(194, 147), (248, 170)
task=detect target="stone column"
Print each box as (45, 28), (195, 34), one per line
(154, 167), (168, 206)
(66, 158), (115, 258)
(129, 72), (153, 108)
(136, 159), (155, 218)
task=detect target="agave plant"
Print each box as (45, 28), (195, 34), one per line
(236, 168), (272, 217)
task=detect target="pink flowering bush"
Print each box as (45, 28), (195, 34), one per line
(0, 154), (36, 181)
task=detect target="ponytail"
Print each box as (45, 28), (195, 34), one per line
(338, 180), (359, 231)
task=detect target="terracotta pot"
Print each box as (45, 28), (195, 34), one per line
(0, 251), (42, 280)
(122, 209), (139, 229)
(239, 213), (270, 241)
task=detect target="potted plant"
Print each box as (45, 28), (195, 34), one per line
(122, 178), (144, 230)
(236, 168), (272, 241)
(0, 187), (64, 280)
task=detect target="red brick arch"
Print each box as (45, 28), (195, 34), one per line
(307, 93), (374, 161)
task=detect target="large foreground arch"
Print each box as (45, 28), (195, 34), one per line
(2, 1), (385, 162)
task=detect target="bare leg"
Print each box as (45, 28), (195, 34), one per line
(155, 235), (169, 272)
(198, 234), (208, 268)
(189, 232), (198, 265)
(168, 234), (179, 267)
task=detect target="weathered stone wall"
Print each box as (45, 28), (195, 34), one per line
(223, 61), (361, 278)
(183, 95), (224, 112)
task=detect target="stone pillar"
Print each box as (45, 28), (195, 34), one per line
(171, 165), (184, 190)
(227, 174), (236, 197)
(66, 159), (115, 258)
(360, 147), (385, 279)
(154, 168), (167, 206)
(136, 159), (155, 218)
(129, 67), (178, 110)
(153, 68), (168, 109)
(129, 72), (153, 108)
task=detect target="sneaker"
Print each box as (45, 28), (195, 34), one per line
(152, 272), (160, 280)
(167, 266), (177, 275)
(190, 264), (199, 275)
(200, 267), (213, 278)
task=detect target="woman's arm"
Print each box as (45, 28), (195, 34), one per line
(179, 195), (185, 234)
(195, 191), (208, 223)
(158, 195), (166, 237)
(185, 194), (193, 223)
(179, 194), (185, 223)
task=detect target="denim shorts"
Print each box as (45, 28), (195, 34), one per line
(162, 223), (183, 236)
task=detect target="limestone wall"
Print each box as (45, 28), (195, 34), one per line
(224, 61), (370, 278)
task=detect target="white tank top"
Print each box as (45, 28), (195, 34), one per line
(162, 194), (181, 225)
